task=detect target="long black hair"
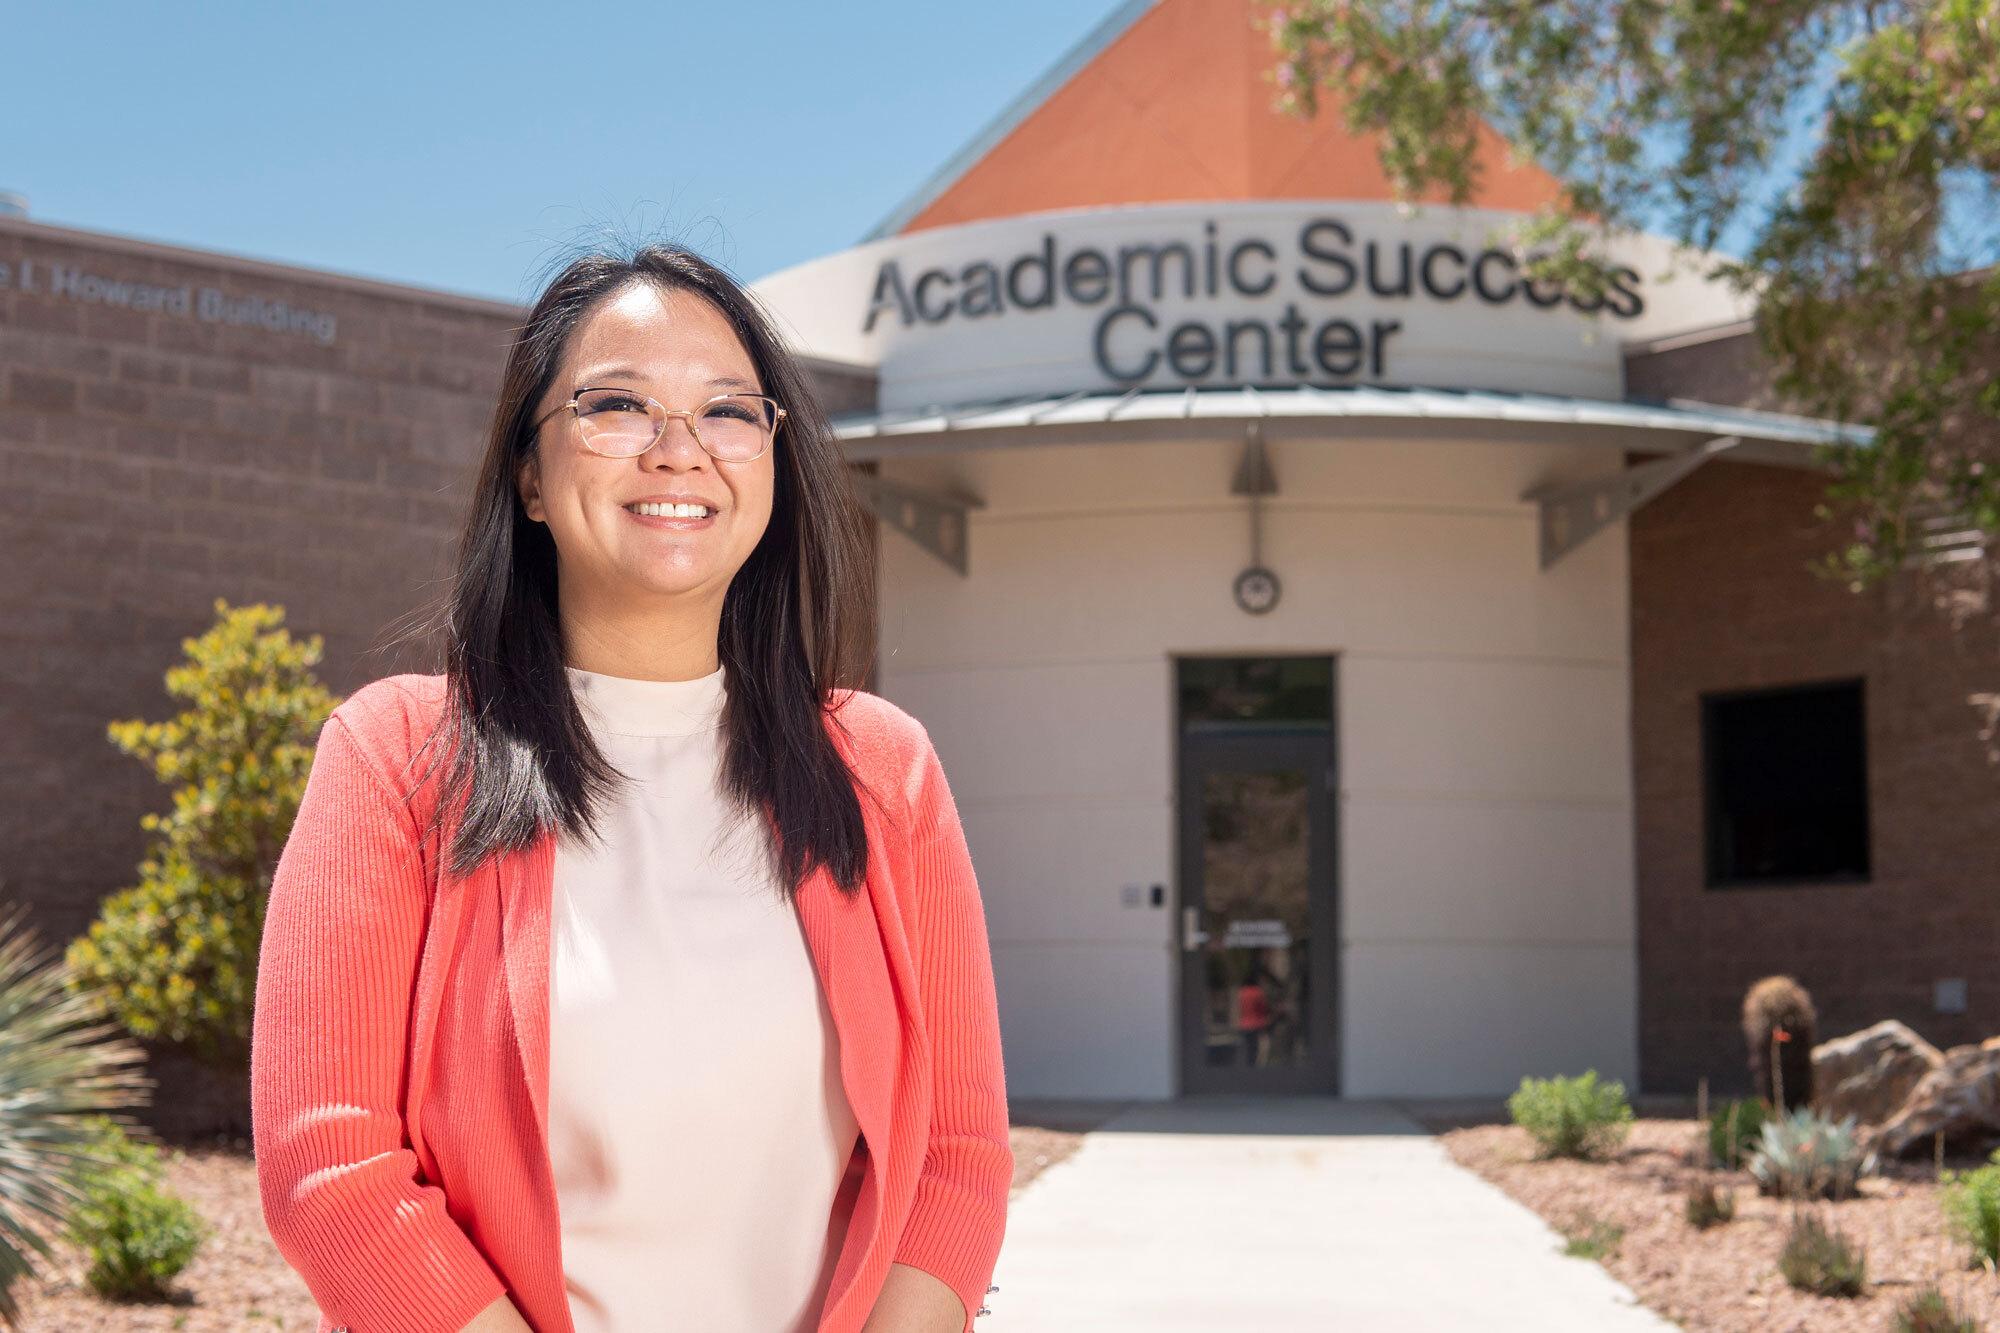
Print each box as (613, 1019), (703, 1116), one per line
(407, 242), (880, 899)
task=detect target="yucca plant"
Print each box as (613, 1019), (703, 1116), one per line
(0, 898), (154, 1327)
(1748, 1105), (1877, 1201)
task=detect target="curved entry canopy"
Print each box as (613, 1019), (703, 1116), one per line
(833, 385), (1873, 574)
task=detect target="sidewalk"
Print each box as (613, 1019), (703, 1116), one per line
(988, 1097), (1673, 1332)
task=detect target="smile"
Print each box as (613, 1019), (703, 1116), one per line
(623, 502), (717, 530)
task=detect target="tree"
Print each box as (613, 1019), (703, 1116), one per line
(1267, 1), (2000, 592)
(64, 600), (338, 1067)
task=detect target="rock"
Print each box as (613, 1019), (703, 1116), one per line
(1873, 1041), (2000, 1158)
(1812, 1020), (1944, 1127)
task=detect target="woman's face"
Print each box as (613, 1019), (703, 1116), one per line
(517, 280), (776, 608)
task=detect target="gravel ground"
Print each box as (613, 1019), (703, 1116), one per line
(1433, 1116), (2000, 1332)
(15, 1118), (1105, 1330)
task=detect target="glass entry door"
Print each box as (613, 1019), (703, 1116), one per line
(1176, 658), (1338, 1095)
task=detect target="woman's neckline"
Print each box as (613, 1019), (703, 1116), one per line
(565, 662), (727, 737)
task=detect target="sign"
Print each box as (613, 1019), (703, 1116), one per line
(1222, 918), (1293, 949)
(0, 259), (338, 345)
(751, 200), (1751, 411)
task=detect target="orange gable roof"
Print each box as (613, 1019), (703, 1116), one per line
(880, 0), (1561, 238)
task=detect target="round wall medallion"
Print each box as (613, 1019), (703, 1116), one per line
(1233, 565), (1281, 615)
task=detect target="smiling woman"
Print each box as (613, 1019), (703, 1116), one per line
(249, 242), (1010, 1333)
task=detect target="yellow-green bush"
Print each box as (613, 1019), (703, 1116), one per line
(63, 1115), (204, 1301)
(1507, 1070), (1634, 1160)
(65, 599), (339, 1066)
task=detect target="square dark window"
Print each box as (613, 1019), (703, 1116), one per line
(1701, 678), (1870, 887)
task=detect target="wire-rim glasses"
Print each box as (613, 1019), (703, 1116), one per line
(531, 387), (787, 462)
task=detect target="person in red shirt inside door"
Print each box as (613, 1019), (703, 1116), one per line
(1236, 961), (1277, 1067)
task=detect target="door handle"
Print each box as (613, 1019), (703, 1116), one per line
(1182, 905), (1209, 951)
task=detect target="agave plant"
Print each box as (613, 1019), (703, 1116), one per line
(0, 896), (154, 1327)
(1748, 1104), (1879, 1201)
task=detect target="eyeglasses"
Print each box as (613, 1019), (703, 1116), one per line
(531, 387), (787, 462)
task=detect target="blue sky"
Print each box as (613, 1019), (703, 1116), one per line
(5, 0), (1116, 304)
(10, 4), (1989, 305)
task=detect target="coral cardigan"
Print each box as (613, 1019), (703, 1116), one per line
(250, 674), (1010, 1333)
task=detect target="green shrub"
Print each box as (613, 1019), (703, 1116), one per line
(1890, 1282), (1979, 1332)
(1778, 1208), (1867, 1297)
(1558, 1213), (1624, 1260)
(64, 1114), (204, 1301)
(0, 904), (152, 1325)
(1938, 1147), (2000, 1268)
(1748, 1105), (1877, 1200)
(1684, 1178), (1736, 1229)
(1507, 1070), (1634, 1160)
(1707, 1097), (1767, 1169)
(65, 600), (338, 1065)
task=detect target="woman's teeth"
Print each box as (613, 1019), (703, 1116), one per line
(628, 503), (712, 518)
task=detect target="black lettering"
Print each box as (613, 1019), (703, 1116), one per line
(1005, 233), (1058, 310)
(1203, 220), (1220, 297)
(1093, 305), (1159, 383)
(1226, 239), (1276, 297)
(1117, 242), (1196, 304)
(1298, 218), (1357, 296)
(1471, 249), (1518, 304)
(1365, 241), (1413, 298)
(1605, 265), (1644, 318)
(863, 260), (915, 333)
(1166, 321), (1216, 379)
(1278, 303), (1310, 376)
(1370, 319), (1402, 377)
(1063, 248), (1112, 305)
(1314, 318), (1364, 376)
(1223, 319), (1272, 380)
(959, 262), (1003, 318)
(912, 268), (956, 324)
(1522, 265), (1566, 308)
(1419, 244), (1467, 300)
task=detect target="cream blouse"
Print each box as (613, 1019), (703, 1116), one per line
(548, 662), (862, 1332)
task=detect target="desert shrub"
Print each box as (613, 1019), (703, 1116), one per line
(63, 1116), (203, 1300)
(1508, 1070), (1633, 1160)
(64, 599), (338, 1065)
(0, 903), (152, 1324)
(1778, 1208), (1867, 1297)
(1748, 1105), (1877, 1200)
(1938, 1147), (2000, 1269)
(1559, 1213), (1624, 1260)
(1707, 1097), (1767, 1169)
(1891, 1281), (1980, 1332)
(1684, 1178), (1736, 1229)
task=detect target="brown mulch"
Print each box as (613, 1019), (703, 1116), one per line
(15, 1120), (1105, 1329)
(1431, 1115), (2000, 1332)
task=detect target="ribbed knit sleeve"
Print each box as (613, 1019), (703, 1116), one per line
(890, 729), (1011, 1333)
(250, 712), (511, 1333)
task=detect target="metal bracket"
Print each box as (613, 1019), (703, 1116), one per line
(1230, 426), (1278, 497)
(847, 468), (985, 576)
(1523, 435), (1743, 569)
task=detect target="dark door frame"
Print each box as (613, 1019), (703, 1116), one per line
(1173, 658), (1340, 1097)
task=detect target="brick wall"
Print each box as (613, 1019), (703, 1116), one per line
(1625, 326), (2000, 1097)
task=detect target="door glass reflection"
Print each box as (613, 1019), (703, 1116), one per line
(1199, 770), (1309, 1070)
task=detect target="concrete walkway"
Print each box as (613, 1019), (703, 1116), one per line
(988, 1097), (1673, 1332)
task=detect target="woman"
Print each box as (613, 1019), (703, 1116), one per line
(250, 244), (1010, 1333)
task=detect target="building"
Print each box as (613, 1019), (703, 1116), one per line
(3, 0), (1994, 1120)
(746, 0), (1999, 1100)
